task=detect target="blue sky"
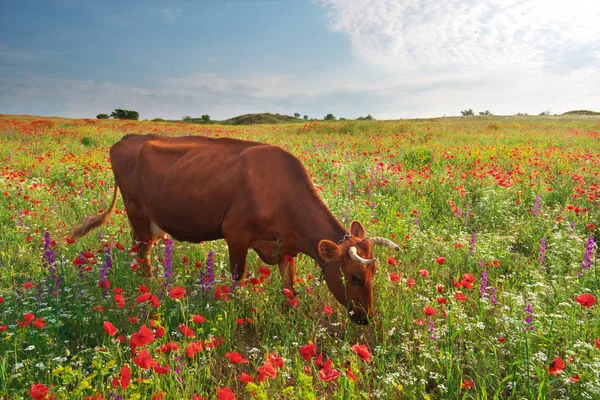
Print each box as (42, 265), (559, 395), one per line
(1, 0), (599, 120)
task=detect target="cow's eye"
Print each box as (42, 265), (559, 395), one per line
(350, 274), (363, 285)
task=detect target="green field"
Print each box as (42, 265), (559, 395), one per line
(0, 114), (599, 399)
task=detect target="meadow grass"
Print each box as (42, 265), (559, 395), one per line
(0, 114), (599, 399)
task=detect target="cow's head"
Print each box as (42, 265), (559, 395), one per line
(318, 221), (399, 324)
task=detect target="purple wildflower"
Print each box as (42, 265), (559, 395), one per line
(99, 248), (112, 296)
(200, 250), (215, 289)
(533, 194), (541, 217)
(428, 318), (437, 341)
(539, 238), (547, 269)
(479, 270), (488, 298)
(43, 232), (61, 292)
(469, 232), (477, 255)
(580, 236), (595, 277)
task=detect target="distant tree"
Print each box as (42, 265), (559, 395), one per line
(478, 110), (492, 116)
(294, 112), (300, 118)
(461, 109), (474, 116)
(201, 114), (211, 123)
(357, 114), (375, 120)
(303, 115), (308, 120)
(182, 115), (193, 121)
(96, 113), (109, 119)
(539, 110), (551, 116)
(111, 109), (139, 120)
(339, 117), (346, 121)
(324, 113), (336, 121)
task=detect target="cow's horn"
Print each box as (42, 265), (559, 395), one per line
(348, 246), (376, 264)
(371, 237), (400, 251)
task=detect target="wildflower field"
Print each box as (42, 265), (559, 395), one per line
(1, 114), (599, 400)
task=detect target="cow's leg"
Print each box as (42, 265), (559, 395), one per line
(278, 258), (296, 293)
(123, 199), (158, 277)
(227, 243), (248, 281)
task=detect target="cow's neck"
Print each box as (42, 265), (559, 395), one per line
(297, 201), (347, 263)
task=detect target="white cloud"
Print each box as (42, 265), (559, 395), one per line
(162, 8), (181, 22)
(315, 0), (600, 116)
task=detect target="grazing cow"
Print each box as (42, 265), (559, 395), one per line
(65, 134), (399, 324)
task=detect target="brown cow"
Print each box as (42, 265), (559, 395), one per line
(65, 134), (399, 324)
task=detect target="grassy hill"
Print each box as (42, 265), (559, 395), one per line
(177, 113), (305, 125)
(561, 110), (600, 116)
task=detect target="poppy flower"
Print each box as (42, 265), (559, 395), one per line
(454, 292), (466, 302)
(225, 352), (247, 364)
(436, 297), (447, 304)
(318, 365), (341, 382)
(136, 292), (151, 303)
(150, 296), (160, 307)
(282, 288), (294, 298)
(30, 383), (50, 400)
(299, 343), (316, 361)
(217, 387), (236, 400)
(153, 364), (170, 374)
(22, 281), (35, 290)
(492, 259), (500, 267)
(178, 324), (194, 338)
(435, 257), (445, 265)
(345, 367), (358, 382)
(257, 361), (277, 382)
(169, 286), (186, 299)
(407, 278), (416, 288)
(239, 373), (254, 383)
(324, 305), (333, 315)
(423, 305), (436, 316)
(186, 341), (204, 358)
(119, 364), (131, 389)
(351, 344), (371, 362)
(549, 357), (565, 375)
(103, 321), (118, 336)
(133, 349), (157, 370)
(497, 337), (506, 343)
(0, 325), (7, 332)
(436, 284), (444, 293)
(389, 272), (401, 282)
(387, 257), (397, 266)
(0, 295), (4, 303)
(596, 338), (600, 349)
(419, 269), (429, 277)
(193, 314), (206, 324)
(569, 374), (580, 383)
(461, 379), (474, 390)
(33, 317), (46, 329)
(574, 293), (596, 308)
(130, 325), (155, 347)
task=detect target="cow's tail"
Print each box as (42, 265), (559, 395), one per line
(64, 183), (120, 240)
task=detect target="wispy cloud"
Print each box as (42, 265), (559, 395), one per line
(162, 8), (181, 22)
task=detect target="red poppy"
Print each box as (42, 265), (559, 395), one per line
(103, 321), (118, 336)
(257, 361), (277, 382)
(239, 373), (254, 383)
(497, 337), (506, 343)
(407, 278), (416, 288)
(596, 338), (600, 349)
(0, 325), (7, 332)
(574, 293), (596, 308)
(419, 269), (429, 277)
(436, 297), (447, 304)
(133, 349), (157, 370)
(423, 305), (436, 316)
(351, 344), (371, 362)
(435, 257), (445, 265)
(23, 282), (35, 290)
(492, 259), (500, 267)
(119, 364), (131, 389)
(318, 366), (341, 382)
(454, 292), (466, 302)
(461, 379), (474, 390)
(33, 318), (46, 329)
(157, 342), (179, 353)
(217, 387), (236, 400)
(169, 286), (186, 299)
(0, 295), (4, 303)
(178, 324), (194, 338)
(130, 325), (155, 347)
(436, 284), (444, 293)
(569, 374), (580, 383)
(153, 364), (170, 374)
(236, 318), (244, 325)
(150, 295), (160, 307)
(345, 367), (358, 382)
(193, 314), (206, 324)
(24, 313), (35, 323)
(299, 343), (316, 361)
(387, 256), (397, 266)
(225, 352), (248, 364)
(324, 305), (333, 315)
(288, 298), (299, 307)
(282, 288), (294, 298)
(136, 292), (151, 303)
(460, 273), (476, 289)
(549, 357), (565, 375)
(186, 341), (204, 358)
(389, 273), (401, 282)
(30, 383), (50, 400)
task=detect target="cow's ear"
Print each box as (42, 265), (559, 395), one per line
(349, 221), (366, 239)
(318, 240), (342, 262)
